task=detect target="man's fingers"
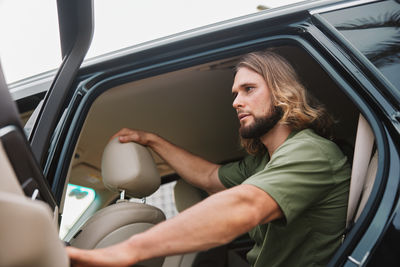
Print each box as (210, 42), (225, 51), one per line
(118, 135), (136, 143)
(110, 129), (126, 141)
(66, 247), (100, 267)
(66, 245), (133, 267)
(110, 128), (135, 142)
(109, 128), (147, 145)
(66, 246), (85, 260)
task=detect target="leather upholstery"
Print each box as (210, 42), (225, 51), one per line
(0, 192), (69, 267)
(71, 201), (165, 249)
(346, 114), (376, 227)
(0, 140), (69, 267)
(70, 139), (166, 266)
(173, 179), (206, 212)
(102, 138), (161, 198)
(355, 150), (378, 220)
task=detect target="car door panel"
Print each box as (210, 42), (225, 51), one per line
(0, 64), (68, 266)
(0, 140), (23, 195)
(1, 125), (56, 209)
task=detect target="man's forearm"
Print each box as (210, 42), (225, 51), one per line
(146, 133), (224, 193)
(124, 184), (272, 264)
(114, 128), (225, 193)
(66, 185), (282, 266)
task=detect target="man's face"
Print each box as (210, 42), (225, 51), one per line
(232, 67), (282, 138)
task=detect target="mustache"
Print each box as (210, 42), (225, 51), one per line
(237, 110), (252, 120)
(237, 110), (251, 115)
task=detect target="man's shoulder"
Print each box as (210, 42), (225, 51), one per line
(273, 128), (345, 164)
(286, 129), (337, 149)
(290, 128), (328, 143)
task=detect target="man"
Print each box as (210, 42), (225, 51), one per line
(67, 51), (350, 266)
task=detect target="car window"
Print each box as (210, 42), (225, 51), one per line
(0, 0), (308, 86)
(321, 0), (400, 91)
(85, 0), (308, 60)
(60, 181), (179, 240)
(130, 181), (179, 219)
(59, 184), (96, 239)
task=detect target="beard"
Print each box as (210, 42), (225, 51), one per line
(239, 106), (283, 139)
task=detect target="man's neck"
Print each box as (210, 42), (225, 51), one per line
(260, 124), (292, 157)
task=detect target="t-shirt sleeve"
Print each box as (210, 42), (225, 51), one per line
(243, 140), (338, 225)
(218, 154), (268, 188)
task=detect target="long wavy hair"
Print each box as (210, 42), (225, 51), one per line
(236, 50), (334, 155)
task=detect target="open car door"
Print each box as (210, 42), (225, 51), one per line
(0, 0), (93, 265)
(0, 65), (69, 266)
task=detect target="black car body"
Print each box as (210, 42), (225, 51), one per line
(0, 0), (400, 266)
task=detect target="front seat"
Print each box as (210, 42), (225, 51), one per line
(69, 138), (166, 266)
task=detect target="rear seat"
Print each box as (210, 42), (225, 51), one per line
(346, 114), (377, 229)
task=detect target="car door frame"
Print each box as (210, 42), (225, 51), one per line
(29, 0), (94, 178)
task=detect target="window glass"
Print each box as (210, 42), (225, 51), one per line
(321, 1), (400, 91)
(86, 0), (308, 60)
(130, 181), (179, 219)
(0, 0), (307, 84)
(0, 0), (61, 84)
(59, 184), (96, 239)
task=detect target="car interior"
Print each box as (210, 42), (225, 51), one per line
(56, 44), (378, 266)
(0, 43), (379, 267)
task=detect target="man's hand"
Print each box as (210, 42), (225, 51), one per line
(110, 128), (155, 146)
(66, 244), (135, 267)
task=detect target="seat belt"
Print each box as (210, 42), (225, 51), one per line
(346, 114), (374, 228)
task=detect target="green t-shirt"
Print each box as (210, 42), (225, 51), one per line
(218, 129), (350, 267)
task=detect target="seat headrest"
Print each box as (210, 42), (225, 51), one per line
(101, 138), (161, 198)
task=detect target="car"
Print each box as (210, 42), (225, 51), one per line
(1, 0), (400, 266)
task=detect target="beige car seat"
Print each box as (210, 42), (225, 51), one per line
(173, 179), (207, 213)
(160, 180), (207, 267)
(69, 138), (166, 266)
(165, 180), (248, 267)
(346, 114), (378, 228)
(0, 138), (69, 267)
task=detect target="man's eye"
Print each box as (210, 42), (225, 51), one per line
(245, 87), (254, 92)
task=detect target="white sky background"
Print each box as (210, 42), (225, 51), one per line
(0, 0), (307, 84)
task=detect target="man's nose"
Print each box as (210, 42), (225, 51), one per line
(232, 94), (243, 109)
